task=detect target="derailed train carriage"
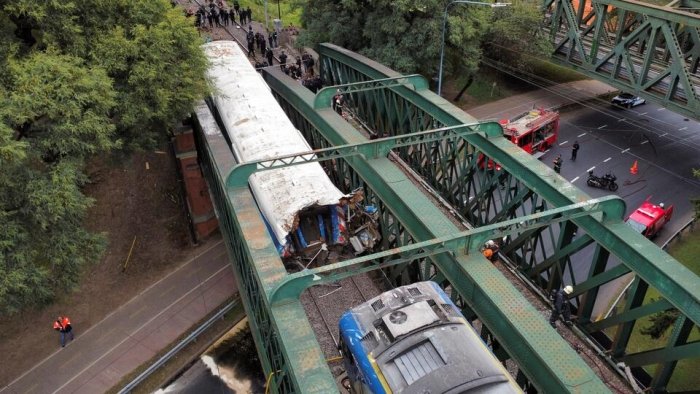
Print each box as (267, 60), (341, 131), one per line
(339, 282), (522, 393)
(202, 41), (378, 261)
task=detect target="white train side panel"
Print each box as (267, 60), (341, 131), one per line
(203, 41), (347, 255)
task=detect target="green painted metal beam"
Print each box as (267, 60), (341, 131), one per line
(316, 43), (700, 328)
(271, 196), (622, 303)
(586, 298), (673, 332)
(605, 0), (700, 26)
(193, 102), (337, 392)
(621, 341), (700, 367)
(542, 0), (700, 119)
(226, 122), (500, 188)
(262, 65), (612, 393)
(314, 74), (428, 109)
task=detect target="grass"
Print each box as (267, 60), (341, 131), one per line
(230, 0), (303, 30)
(449, 72), (520, 107)
(528, 59), (588, 84)
(605, 226), (700, 391)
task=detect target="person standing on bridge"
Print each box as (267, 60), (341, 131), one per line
(549, 286), (573, 328)
(571, 141), (580, 161)
(553, 154), (563, 174)
(53, 316), (74, 347)
(265, 47), (274, 68)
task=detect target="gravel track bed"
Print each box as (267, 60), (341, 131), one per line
(300, 274), (384, 363)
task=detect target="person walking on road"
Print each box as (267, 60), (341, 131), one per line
(553, 154), (563, 174)
(549, 286), (573, 328)
(53, 316), (74, 347)
(571, 141), (580, 161)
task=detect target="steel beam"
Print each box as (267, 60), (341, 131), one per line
(271, 196), (622, 303)
(316, 42), (700, 326)
(263, 65), (612, 392)
(226, 122), (499, 188)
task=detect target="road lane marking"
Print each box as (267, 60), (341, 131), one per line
(618, 118), (626, 122)
(640, 140), (649, 145)
(598, 125), (608, 129)
(660, 133), (668, 137)
(639, 112), (648, 115)
(559, 140), (568, 146)
(679, 126), (688, 131)
(51, 264), (232, 393)
(603, 157), (612, 163)
(657, 107), (665, 111)
(621, 148), (631, 153)
(570, 176), (579, 183)
(577, 133), (587, 137)
(587, 166), (596, 172)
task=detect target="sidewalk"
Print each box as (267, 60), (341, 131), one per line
(467, 80), (617, 120)
(1, 239), (235, 394)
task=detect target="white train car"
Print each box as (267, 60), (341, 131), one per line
(203, 40), (349, 257)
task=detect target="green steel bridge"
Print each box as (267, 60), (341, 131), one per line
(192, 41), (700, 392)
(543, 0), (700, 118)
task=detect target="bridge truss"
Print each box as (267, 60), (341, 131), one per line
(193, 44), (700, 392)
(543, 0), (700, 118)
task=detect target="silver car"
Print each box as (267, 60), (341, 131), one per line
(611, 93), (646, 108)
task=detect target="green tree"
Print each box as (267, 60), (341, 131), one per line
(0, 0), (209, 313)
(640, 299), (680, 339)
(481, 0), (553, 71)
(298, 0), (551, 93)
(298, 0), (490, 78)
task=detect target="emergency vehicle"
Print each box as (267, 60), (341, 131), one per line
(478, 108), (560, 169)
(625, 200), (674, 238)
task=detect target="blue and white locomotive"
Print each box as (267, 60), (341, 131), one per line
(338, 282), (521, 393)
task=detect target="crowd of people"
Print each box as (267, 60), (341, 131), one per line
(189, 2), (332, 104)
(192, 1), (253, 30)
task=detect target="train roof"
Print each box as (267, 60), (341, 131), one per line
(202, 41), (346, 246)
(342, 282), (517, 393)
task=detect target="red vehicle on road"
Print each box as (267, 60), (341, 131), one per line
(478, 108), (560, 169)
(625, 200), (674, 238)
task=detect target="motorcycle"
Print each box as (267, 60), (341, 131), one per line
(587, 170), (619, 191)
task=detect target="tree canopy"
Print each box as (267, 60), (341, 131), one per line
(298, 0), (551, 83)
(0, 0), (209, 314)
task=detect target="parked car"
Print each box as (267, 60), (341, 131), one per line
(611, 93), (646, 108)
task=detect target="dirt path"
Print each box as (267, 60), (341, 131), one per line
(0, 144), (212, 387)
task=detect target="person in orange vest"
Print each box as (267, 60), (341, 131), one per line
(53, 316), (74, 347)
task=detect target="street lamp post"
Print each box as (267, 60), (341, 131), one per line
(437, 1), (509, 97)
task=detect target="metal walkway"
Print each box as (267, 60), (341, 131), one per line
(543, 0), (700, 118)
(193, 44), (700, 392)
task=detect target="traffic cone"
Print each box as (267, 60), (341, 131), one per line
(630, 160), (638, 175)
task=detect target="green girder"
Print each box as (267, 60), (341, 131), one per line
(263, 64), (612, 392)
(270, 196), (623, 303)
(313, 74), (428, 109)
(225, 122), (500, 188)
(542, 0), (700, 118)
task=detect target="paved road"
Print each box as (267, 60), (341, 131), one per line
(470, 83), (700, 317)
(1, 240), (235, 394)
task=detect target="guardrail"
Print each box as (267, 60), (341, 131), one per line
(661, 216), (696, 251)
(604, 216), (696, 320)
(118, 299), (240, 394)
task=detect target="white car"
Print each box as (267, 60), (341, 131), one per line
(611, 93), (646, 108)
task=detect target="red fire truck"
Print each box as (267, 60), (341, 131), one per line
(625, 200), (674, 238)
(478, 108), (560, 169)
